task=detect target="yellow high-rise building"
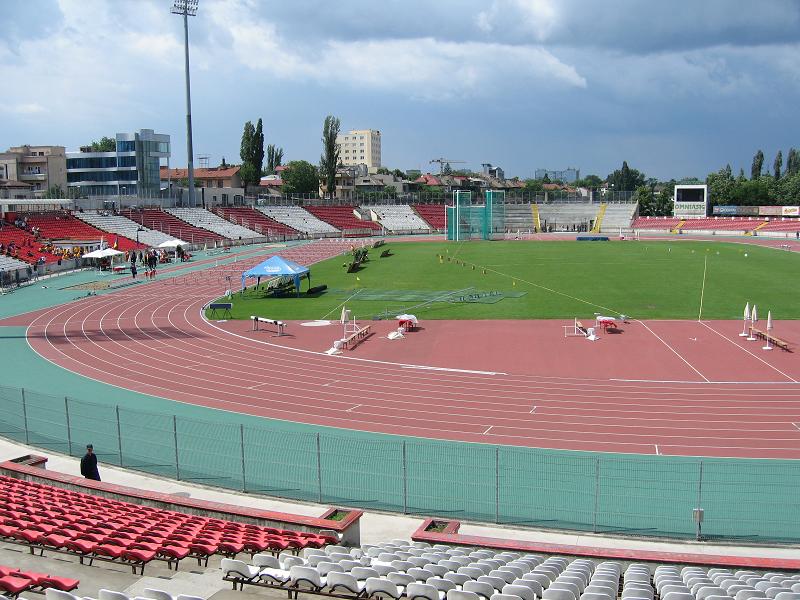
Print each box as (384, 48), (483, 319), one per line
(336, 129), (381, 171)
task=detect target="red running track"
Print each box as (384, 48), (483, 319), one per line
(5, 239), (800, 460)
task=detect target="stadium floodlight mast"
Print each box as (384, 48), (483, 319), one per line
(171, 0), (199, 207)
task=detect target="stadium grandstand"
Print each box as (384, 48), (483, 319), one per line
(255, 206), (339, 236)
(120, 209), (224, 245)
(363, 205), (432, 233)
(412, 204), (446, 230)
(165, 208), (261, 240)
(213, 206), (299, 238)
(304, 205), (382, 234)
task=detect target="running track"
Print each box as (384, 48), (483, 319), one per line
(6, 239), (800, 460)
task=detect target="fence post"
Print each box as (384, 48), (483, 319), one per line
(316, 433), (323, 503)
(64, 397), (72, 456)
(115, 406), (123, 466)
(495, 446), (500, 524)
(402, 440), (408, 514)
(697, 459), (704, 507)
(593, 456), (601, 533)
(21, 388), (29, 445)
(240, 424), (247, 492)
(173, 415), (180, 480)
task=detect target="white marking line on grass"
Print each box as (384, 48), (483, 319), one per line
(483, 425), (493, 435)
(697, 254), (708, 321)
(698, 321), (798, 383)
(654, 444), (660, 455)
(636, 320), (710, 383)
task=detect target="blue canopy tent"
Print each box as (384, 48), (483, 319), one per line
(241, 255), (310, 297)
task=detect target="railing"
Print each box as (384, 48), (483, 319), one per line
(0, 384), (798, 543)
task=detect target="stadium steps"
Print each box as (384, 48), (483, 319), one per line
(747, 221), (770, 235)
(672, 219), (686, 233)
(591, 203), (607, 233)
(531, 204), (541, 231)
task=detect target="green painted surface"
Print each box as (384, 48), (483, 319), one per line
(209, 241), (800, 321)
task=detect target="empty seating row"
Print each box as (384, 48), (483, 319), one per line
(215, 207), (298, 237)
(412, 205), (446, 230)
(256, 206), (339, 235)
(19, 213), (142, 251)
(221, 537), (800, 600)
(305, 206), (382, 233)
(119, 209), (223, 244)
(43, 586), (201, 600)
(366, 205), (431, 233)
(166, 208), (261, 240)
(758, 219), (800, 232)
(0, 255), (32, 272)
(0, 565), (78, 599)
(537, 204), (599, 231)
(0, 476), (333, 576)
(678, 218), (766, 231)
(598, 204), (638, 231)
(631, 217), (682, 229)
(74, 213), (185, 247)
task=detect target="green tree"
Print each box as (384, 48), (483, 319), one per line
(239, 121), (258, 186)
(751, 150), (764, 179)
(266, 144), (284, 175)
(376, 167), (391, 175)
(320, 115), (341, 198)
(254, 118), (265, 175)
(706, 165), (735, 206)
(786, 148), (799, 176)
(633, 185), (656, 216)
(281, 160), (318, 195)
(576, 174), (603, 188)
(773, 150), (783, 179)
(44, 185), (64, 198)
(607, 161), (646, 191)
(443, 162), (453, 175)
(523, 179), (544, 192)
(89, 136), (116, 152)
(392, 169), (406, 179)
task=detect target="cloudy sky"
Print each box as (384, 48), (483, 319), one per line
(2, 0), (799, 180)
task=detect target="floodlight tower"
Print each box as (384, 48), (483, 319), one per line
(171, 0), (198, 206)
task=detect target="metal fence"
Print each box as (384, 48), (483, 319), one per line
(1, 384), (797, 543)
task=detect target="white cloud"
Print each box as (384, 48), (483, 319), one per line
(0, 103), (46, 115)
(205, 0), (586, 100)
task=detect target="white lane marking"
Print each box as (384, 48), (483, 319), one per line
(654, 444), (660, 455)
(611, 378), (799, 385)
(697, 254), (708, 321)
(636, 320), (710, 383)
(401, 365), (506, 375)
(792, 423), (800, 432)
(483, 426), (493, 435)
(530, 405), (537, 414)
(322, 380), (341, 388)
(346, 404), (361, 412)
(699, 321), (798, 383)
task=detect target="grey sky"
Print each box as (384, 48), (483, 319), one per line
(2, 0), (799, 180)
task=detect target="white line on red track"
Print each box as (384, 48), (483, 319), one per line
(698, 321), (798, 383)
(792, 423), (800, 432)
(654, 444), (660, 455)
(636, 320), (710, 383)
(346, 404), (361, 412)
(483, 426), (493, 435)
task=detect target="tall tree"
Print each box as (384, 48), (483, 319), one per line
(266, 144), (284, 175)
(773, 150), (783, 179)
(254, 118), (265, 175)
(240, 121), (255, 166)
(787, 148), (799, 176)
(320, 115), (341, 199)
(443, 162), (453, 175)
(751, 150), (764, 179)
(606, 161), (646, 191)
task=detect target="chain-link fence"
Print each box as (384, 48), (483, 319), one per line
(1, 384), (797, 543)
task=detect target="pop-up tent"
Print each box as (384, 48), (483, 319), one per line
(241, 255), (310, 297)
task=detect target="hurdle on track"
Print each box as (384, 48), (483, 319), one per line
(563, 318), (589, 338)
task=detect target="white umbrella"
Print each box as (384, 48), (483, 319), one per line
(763, 311), (773, 351)
(739, 302), (750, 336)
(158, 239), (184, 248)
(747, 305), (758, 341)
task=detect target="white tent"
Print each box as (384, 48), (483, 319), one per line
(157, 239), (183, 248)
(83, 248), (123, 259)
(82, 247), (123, 273)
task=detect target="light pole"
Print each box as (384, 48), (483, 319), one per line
(171, 0), (198, 207)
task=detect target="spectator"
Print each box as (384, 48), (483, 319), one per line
(80, 444), (101, 481)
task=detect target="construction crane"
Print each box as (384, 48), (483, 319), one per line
(430, 158), (466, 175)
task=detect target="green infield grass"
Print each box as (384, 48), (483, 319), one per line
(206, 240), (800, 321)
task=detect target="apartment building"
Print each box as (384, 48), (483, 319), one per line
(0, 145), (67, 196)
(336, 129), (381, 171)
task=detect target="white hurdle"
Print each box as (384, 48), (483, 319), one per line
(563, 318), (588, 338)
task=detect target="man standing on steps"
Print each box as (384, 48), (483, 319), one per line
(80, 444), (101, 481)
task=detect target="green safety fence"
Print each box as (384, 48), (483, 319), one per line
(0, 384), (798, 543)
